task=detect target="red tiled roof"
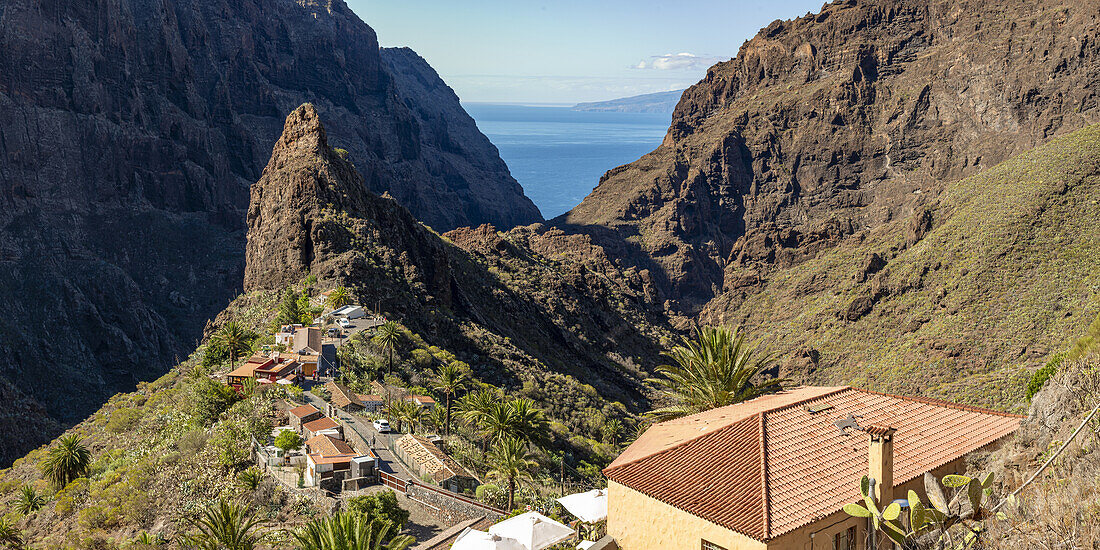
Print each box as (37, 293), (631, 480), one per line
(306, 434), (355, 456)
(326, 381), (363, 409)
(288, 404), (321, 418)
(604, 386), (1022, 542)
(356, 394), (383, 403)
(302, 417), (339, 433)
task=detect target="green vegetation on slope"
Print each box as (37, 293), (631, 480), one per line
(704, 123), (1100, 411)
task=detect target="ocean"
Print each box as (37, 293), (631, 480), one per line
(463, 103), (670, 219)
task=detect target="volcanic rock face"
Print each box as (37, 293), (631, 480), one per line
(561, 0), (1100, 313)
(0, 0), (538, 463)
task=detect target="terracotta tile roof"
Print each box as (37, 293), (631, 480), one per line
(226, 363), (260, 379)
(409, 395), (436, 405)
(288, 404), (321, 418)
(604, 386), (1022, 542)
(255, 360), (299, 378)
(356, 394), (383, 403)
(306, 434), (355, 456)
(302, 417), (339, 433)
(309, 454), (355, 466)
(326, 381), (363, 409)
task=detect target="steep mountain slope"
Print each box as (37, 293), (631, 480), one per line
(246, 104), (672, 416)
(573, 90), (685, 114)
(0, 0), (539, 464)
(706, 123), (1100, 409)
(561, 0), (1100, 314)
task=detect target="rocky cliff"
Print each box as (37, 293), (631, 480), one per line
(0, 0), (539, 464)
(246, 104), (672, 421)
(562, 0), (1100, 314)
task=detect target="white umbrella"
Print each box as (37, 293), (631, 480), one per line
(557, 489), (608, 523)
(451, 528), (526, 550)
(576, 542), (596, 550)
(276, 378), (293, 385)
(489, 512), (573, 550)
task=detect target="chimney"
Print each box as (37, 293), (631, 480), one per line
(866, 425), (896, 505)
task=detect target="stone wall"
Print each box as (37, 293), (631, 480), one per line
(406, 481), (504, 526)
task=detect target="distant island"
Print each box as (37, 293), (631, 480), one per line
(572, 89), (684, 114)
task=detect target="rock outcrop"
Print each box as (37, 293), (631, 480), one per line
(561, 0), (1100, 314)
(245, 105), (673, 421)
(0, 0), (539, 463)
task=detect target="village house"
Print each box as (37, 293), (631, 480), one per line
(287, 404), (324, 432)
(326, 381), (365, 414)
(301, 416), (343, 440)
(358, 394), (384, 413)
(370, 380), (407, 402)
(408, 395), (437, 410)
(254, 358), (301, 383)
(226, 355), (277, 388)
(303, 433), (376, 491)
(394, 434), (479, 493)
(602, 386), (1022, 550)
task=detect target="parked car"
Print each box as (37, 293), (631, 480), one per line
(338, 318), (352, 328)
(326, 327), (341, 337)
(373, 419), (391, 433)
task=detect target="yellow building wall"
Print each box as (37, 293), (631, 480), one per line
(607, 481), (768, 550)
(609, 457), (970, 550)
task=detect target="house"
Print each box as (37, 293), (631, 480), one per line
(370, 380), (407, 402)
(287, 404), (324, 432)
(302, 416), (343, 440)
(226, 355), (276, 387)
(326, 381), (364, 413)
(254, 359), (301, 382)
(332, 305), (366, 319)
(408, 395), (437, 410)
(357, 394), (384, 413)
(304, 433), (364, 488)
(275, 324), (303, 349)
(293, 326), (322, 354)
(394, 434), (479, 493)
(602, 386), (1022, 550)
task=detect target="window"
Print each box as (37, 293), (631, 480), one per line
(701, 540), (728, 550)
(833, 527), (857, 550)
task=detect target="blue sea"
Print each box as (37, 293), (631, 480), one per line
(464, 103), (670, 219)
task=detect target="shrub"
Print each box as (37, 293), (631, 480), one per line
(1027, 353), (1065, 400)
(190, 378), (238, 425)
(346, 490), (409, 529)
(107, 407), (143, 434)
(177, 429), (209, 456)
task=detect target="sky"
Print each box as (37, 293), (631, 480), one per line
(347, 0), (826, 105)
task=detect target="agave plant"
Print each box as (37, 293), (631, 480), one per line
(237, 468), (263, 491)
(0, 517), (23, 550)
(292, 513), (414, 550)
(13, 485), (46, 515)
(844, 472), (1000, 549)
(182, 499), (264, 550)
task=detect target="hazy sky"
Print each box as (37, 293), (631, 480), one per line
(347, 0), (826, 104)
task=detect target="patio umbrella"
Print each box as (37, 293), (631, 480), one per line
(557, 489), (608, 523)
(576, 542), (596, 550)
(451, 528), (526, 550)
(488, 512), (573, 550)
(276, 378), (293, 385)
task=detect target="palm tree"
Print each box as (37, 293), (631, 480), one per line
(458, 389), (498, 453)
(372, 322), (401, 378)
(13, 485), (46, 515)
(384, 400), (422, 434)
(486, 437), (536, 511)
(326, 287), (351, 310)
(211, 321), (255, 365)
(41, 433), (91, 488)
(432, 362), (467, 436)
(647, 325), (788, 422)
(183, 499), (264, 550)
(479, 399), (549, 448)
(293, 513), (414, 550)
(0, 517), (23, 550)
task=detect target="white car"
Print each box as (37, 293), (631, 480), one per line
(373, 419), (391, 433)
(338, 318), (352, 329)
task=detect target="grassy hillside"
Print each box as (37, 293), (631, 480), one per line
(703, 123), (1100, 410)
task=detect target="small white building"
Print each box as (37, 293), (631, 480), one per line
(331, 305), (366, 319)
